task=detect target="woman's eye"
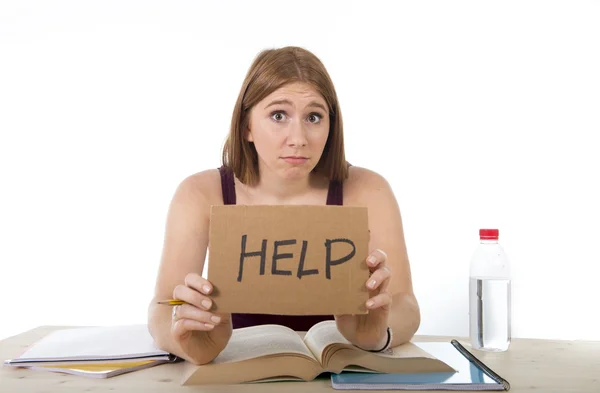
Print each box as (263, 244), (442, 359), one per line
(271, 112), (286, 122)
(307, 113), (322, 124)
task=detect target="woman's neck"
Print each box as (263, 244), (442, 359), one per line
(244, 164), (326, 204)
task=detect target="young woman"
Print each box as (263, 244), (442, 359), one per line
(148, 46), (420, 365)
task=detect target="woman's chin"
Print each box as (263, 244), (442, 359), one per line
(280, 165), (312, 180)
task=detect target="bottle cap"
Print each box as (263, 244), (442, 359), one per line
(479, 229), (499, 240)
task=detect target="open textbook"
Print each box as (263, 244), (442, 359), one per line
(182, 320), (455, 385)
(4, 325), (177, 378)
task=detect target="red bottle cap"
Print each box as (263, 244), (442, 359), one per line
(479, 229), (499, 240)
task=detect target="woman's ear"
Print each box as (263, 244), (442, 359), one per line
(246, 126), (254, 142)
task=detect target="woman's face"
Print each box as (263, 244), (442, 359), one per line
(247, 82), (330, 181)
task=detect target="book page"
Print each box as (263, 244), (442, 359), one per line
(303, 320), (351, 362)
(211, 324), (317, 365)
(303, 321), (454, 375)
(304, 321), (442, 361)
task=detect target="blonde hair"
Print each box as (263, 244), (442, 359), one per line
(222, 46), (348, 185)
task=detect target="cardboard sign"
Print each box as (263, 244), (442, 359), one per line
(207, 205), (370, 315)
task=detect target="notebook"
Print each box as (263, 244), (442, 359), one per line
(28, 360), (163, 379)
(331, 340), (510, 391)
(4, 324), (178, 378)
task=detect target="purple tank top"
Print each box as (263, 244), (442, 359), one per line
(218, 166), (342, 330)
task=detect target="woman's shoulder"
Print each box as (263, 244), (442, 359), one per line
(172, 168), (223, 206)
(344, 165), (394, 204)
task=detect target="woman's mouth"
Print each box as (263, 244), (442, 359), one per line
(282, 156), (309, 165)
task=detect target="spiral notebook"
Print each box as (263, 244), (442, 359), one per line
(331, 340), (510, 391)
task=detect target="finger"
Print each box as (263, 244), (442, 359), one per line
(184, 272), (213, 295)
(174, 303), (222, 325)
(171, 318), (215, 336)
(366, 249), (388, 268)
(379, 270), (392, 293)
(172, 305), (180, 322)
(366, 265), (392, 291)
(366, 292), (393, 310)
(173, 284), (213, 311)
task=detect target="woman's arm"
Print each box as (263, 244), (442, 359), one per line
(364, 171), (420, 345)
(340, 167), (420, 347)
(148, 171), (232, 364)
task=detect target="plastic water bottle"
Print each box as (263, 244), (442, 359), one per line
(469, 229), (511, 351)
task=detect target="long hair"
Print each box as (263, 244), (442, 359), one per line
(222, 46), (348, 185)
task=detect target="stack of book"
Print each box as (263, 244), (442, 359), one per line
(3, 324), (177, 378)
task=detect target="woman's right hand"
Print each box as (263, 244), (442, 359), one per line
(171, 272), (232, 364)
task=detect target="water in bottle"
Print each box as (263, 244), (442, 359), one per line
(469, 229), (511, 351)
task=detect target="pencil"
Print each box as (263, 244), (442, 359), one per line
(157, 299), (186, 306)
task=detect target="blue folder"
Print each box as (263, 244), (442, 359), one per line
(331, 340), (510, 391)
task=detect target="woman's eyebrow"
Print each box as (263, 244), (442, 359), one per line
(307, 102), (328, 112)
(264, 99), (292, 109)
(264, 99), (327, 113)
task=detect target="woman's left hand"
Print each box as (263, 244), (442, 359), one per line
(334, 249), (392, 351)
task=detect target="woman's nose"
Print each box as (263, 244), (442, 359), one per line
(287, 119), (308, 147)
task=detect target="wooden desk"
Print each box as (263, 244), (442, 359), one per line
(1, 326), (599, 392)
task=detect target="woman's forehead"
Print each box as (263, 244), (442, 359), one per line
(262, 82), (326, 105)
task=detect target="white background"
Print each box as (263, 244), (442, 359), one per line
(1, 1), (599, 342)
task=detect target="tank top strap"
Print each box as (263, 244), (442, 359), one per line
(218, 166), (236, 205)
(326, 180), (343, 205)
